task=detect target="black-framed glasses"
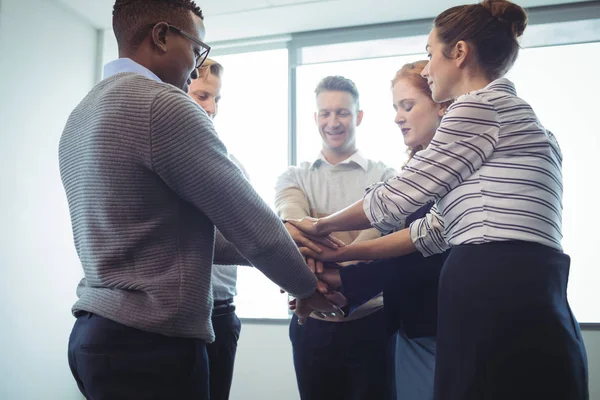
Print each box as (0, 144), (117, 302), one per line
(153, 22), (211, 69)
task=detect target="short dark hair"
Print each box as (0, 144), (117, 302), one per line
(434, 0), (527, 80)
(314, 76), (360, 109)
(113, 0), (204, 53)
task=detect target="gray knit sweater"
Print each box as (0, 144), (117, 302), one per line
(59, 73), (317, 341)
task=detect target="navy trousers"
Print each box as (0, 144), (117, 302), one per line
(290, 309), (389, 400)
(68, 312), (209, 400)
(207, 311), (241, 400)
(434, 242), (589, 400)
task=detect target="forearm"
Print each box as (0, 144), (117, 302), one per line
(339, 258), (398, 307)
(217, 206), (318, 299)
(316, 200), (372, 235)
(351, 227), (382, 245)
(335, 228), (417, 262)
(275, 187), (310, 220)
(340, 250), (445, 309)
(335, 228), (382, 266)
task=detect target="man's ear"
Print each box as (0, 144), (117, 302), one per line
(151, 22), (170, 53)
(356, 110), (364, 127)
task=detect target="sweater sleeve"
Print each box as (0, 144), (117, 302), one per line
(213, 230), (251, 266)
(149, 89), (317, 299)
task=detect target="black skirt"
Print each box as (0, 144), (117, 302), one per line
(434, 241), (589, 400)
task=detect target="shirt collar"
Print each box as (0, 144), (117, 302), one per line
(309, 150), (369, 171)
(103, 58), (163, 83)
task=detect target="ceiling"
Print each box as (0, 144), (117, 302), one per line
(53, 0), (584, 42)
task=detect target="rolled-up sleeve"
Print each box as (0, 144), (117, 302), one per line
(409, 204), (448, 257)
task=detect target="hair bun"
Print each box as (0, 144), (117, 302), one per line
(481, 0), (528, 38)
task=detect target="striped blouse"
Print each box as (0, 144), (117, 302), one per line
(363, 78), (563, 257)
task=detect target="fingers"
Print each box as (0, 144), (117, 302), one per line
(305, 257), (316, 273)
(306, 257), (325, 276)
(287, 217), (321, 237)
(285, 221), (323, 253)
(297, 235), (322, 253)
(327, 235), (346, 248)
(316, 259), (324, 274)
(305, 234), (345, 250)
(307, 234), (340, 250)
(316, 280), (328, 293)
(293, 298), (311, 325)
(299, 247), (319, 259)
(324, 291), (348, 308)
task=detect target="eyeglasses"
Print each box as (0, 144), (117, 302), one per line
(153, 22), (211, 69)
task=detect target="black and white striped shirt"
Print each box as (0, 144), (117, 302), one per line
(364, 78), (563, 256)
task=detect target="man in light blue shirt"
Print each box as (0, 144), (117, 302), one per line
(188, 58), (246, 400)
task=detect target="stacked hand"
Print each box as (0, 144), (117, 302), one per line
(286, 216), (327, 237)
(282, 221), (349, 323)
(285, 221), (343, 253)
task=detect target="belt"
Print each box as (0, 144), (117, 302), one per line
(214, 298), (234, 308)
(213, 298), (235, 317)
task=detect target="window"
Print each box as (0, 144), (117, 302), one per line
(101, 6), (600, 323)
(216, 17), (600, 323)
(506, 41), (600, 324)
(212, 49), (291, 319)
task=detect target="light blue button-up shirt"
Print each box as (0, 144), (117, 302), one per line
(103, 58), (162, 83)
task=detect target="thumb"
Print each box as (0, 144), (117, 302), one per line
(325, 291), (348, 308)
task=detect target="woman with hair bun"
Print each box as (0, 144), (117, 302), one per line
(289, 1), (589, 398)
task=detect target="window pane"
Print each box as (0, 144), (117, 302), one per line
(506, 41), (600, 323)
(212, 49), (290, 319)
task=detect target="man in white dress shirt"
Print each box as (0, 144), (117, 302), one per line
(275, 76), (397, 400)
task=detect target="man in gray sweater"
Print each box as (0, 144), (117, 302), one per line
(60, 1), (337, 398)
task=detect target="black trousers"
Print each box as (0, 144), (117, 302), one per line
(206, 310), (241, 400)
(290, 309), (389, 400)
(68, 312), (209, 400)
(434, 241), (589, 400)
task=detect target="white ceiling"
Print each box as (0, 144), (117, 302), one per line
(54, 0), (583, 42)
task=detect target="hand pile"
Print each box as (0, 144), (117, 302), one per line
(282, 218), (349, 324)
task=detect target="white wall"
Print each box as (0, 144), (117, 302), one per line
(0, 0), (97, 398)
(585, 330), (600, 400)
(231, 323), (600, 400)
(230, 322), (299, 400)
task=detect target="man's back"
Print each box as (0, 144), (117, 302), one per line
(60, 73), (220, 339)
(60, 73), (318, 341)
